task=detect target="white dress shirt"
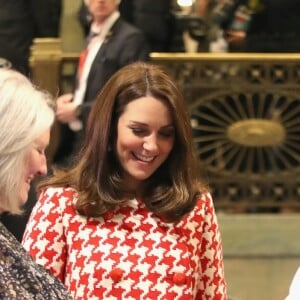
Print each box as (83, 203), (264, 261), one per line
(69, 11), (120, 131)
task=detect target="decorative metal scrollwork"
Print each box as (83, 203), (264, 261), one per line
(190, 89), (300, 178)
(150, 53), (300, 210)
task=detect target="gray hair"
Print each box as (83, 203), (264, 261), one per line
(0, 68), (55, 214)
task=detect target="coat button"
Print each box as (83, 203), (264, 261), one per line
(173, 272), (186, 286)
(109, 268), (124, 282)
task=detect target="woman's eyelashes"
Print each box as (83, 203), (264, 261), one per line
(130, 126), (174, 139)
(159, 128), (174, 138)
(131, 127), (146, 136)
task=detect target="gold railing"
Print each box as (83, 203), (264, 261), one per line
(30, 38), (63, 164)
(30, 39), (300, 212)
(150, 52), (300, 212)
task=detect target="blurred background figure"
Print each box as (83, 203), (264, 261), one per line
(54, 0), (149, 166)
(78, 0), (300, 55)
(78, 0), (175, 52)
(0, 0), (62, 242)
(0, 0), (62, 75)
(0, 68), (72, 299)
(244, 0), (300, 52)
(170, 0), (213, 52)
(120, 0), (175, 52)
(78, 0), (93, 36)
(209, 0), (300, 52)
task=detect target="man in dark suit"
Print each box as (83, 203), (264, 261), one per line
(54, 0), (149, 165)
(78, 0), (175, 52)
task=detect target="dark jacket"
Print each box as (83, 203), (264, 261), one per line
(80, 17), (149, 121)
(121, 0), (174, 52)
(245, 0), (300, 52)
(0, 0), (61, 75)
(79, 0), (174, 52)
(54, 17), (149, 165)
(0, 0), (62, 242)
(213, 0), (300, 52)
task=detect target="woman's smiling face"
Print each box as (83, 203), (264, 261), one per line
(116, 96), (175, 191)
(20, 129), (50, 205)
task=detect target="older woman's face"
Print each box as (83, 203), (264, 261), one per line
(116, 96), (175, 191)
(19, 129), (50, 205)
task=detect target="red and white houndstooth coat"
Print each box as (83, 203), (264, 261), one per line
(22, 187), (227, 300)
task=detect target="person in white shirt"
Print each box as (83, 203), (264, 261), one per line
(54, 0), (149, 166)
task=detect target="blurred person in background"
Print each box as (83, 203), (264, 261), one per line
(54, 0), (149, 166)
(0, 68), (72, 299)
(78, 0), (174, 52)
(0, 0), (62, 75)
(243, 0), (300, 52)
(119, 0), (175, 52)
(78, 0), (93, 36)
(208, 0), (300, 52)
(0, 0), (62, 242)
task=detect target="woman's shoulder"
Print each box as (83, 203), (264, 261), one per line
(192, 189), (213, 210)
(183, 190), (215, 221)
(41, 186), (77, 197)
(175, 191), (216, 233)
(39, 186), (78, 208)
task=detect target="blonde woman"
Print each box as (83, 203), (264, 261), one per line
(0, 68), (72, 299)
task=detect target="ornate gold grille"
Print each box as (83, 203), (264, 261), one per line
(151, 53), (300, 211)
(29, 41), (300, 211)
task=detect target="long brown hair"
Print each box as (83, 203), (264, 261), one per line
(41, 62), (207, 221)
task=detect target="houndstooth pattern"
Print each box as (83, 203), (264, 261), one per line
(22, 187), (227, 300)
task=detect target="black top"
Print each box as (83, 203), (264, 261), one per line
(246, 0), (300, 52)
(0, 0), (62, 74)
(0, 221), (72, 299)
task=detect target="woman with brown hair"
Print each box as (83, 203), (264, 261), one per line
(23, 62), (227, 299)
